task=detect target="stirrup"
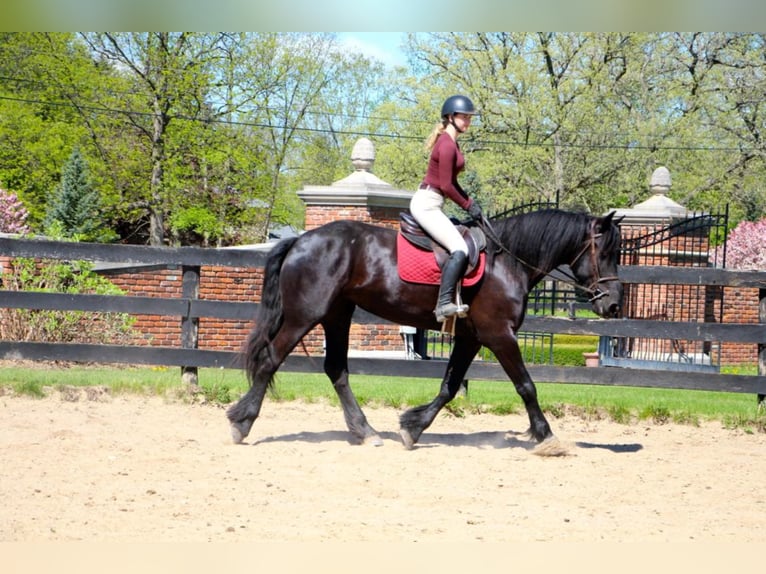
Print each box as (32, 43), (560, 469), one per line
(434, 302), (470, 323)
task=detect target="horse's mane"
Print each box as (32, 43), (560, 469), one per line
(492, 208), (606, 271)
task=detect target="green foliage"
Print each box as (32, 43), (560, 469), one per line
(639, 404), (672, 424)
(10, 380), (45, 398)
(43, 148), (116, 242)
(1, 366), (763, 433)
(169, 206), (223, 246)
(0, 257), (135, 344)
(198, 380), (236, 404)
(606, 404), (632, 424)
(2, 32), (766, 245)
(0, 33), (96, 227)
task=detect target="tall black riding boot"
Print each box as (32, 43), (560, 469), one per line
(434, 251), (469, 322)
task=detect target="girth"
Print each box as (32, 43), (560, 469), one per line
(399, 211), (486, 273)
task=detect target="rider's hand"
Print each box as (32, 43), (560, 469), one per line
(467, 201), (483, 221)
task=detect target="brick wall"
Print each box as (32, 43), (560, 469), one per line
(105, 264), (264, 352)
(721, 286), (759, 364)
(303, 205), (403, 230)
(98, 200), (409, 357)
(4, 200), (760, 365)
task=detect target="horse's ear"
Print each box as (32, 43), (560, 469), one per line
(599, 210), (623, 230)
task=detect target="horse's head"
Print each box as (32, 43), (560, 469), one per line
(569, 211), (624, 318)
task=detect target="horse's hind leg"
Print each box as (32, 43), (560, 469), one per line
(323, 312), (383, 446)
(228, 376), (269, 444)
(227, 323), (307, 444)
(399, 336), (481, 449)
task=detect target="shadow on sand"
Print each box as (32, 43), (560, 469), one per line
(249, 428), (643, 453)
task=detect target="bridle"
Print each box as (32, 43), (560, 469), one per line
(476, 215), (618, 302)
(564, 224), (619, 302)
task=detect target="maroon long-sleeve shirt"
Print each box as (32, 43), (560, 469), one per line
(420, 133), (474, 211)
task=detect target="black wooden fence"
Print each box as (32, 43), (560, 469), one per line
(1, 236), (765, 398)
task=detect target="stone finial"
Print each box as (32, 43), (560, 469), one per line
(610, 164), (686, 224)
(351, 137), (375, 172)
(650, 166), (671, 196)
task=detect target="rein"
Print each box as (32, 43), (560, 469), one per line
(564, 229), (619, 302)
(476, 215), (617, 301)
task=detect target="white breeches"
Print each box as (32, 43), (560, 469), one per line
(409, 187), (468, 255)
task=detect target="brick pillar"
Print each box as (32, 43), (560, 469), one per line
(611, 166), (721, 365)
(296, 138), (414, 355)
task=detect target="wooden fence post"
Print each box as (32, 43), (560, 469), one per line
(181, 265), (201, 387)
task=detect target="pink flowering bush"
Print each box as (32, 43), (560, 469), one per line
(716, 219), (766, 270)
(0, 188), (30, 234)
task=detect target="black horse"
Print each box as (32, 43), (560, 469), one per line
(227, 209), (623, 452)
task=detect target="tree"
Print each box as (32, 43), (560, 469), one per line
(4, 32), (766, 244)
(236, 33), (389, 241)
(43, 148), (114, 241)
(0, 33), (95, 227)
(80, 33), (232, 245)
(716, 218), (766, 270)
(387, 32), (664, 213)
(374, 32), (766, 219)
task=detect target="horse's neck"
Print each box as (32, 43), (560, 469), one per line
(512, 235), (575, 290)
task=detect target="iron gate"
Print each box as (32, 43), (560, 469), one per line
(600, 207), (729, 372)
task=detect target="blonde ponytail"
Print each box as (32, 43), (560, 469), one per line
(424, 121), (447, 152)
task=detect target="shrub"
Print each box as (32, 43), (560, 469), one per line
(0, 188), (30, 234)
(0, 257), (135, 345)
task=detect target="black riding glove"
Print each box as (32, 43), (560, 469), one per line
(467, 202), (483, 221)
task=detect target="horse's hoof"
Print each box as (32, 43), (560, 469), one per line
(363, 434), (384, 447)
(399, 429), (416, 450)
(519, 428), (534, 441)
(532, 435), (569, 457)
(230, 423), (246, 444)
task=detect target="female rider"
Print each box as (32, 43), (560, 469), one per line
(410, 94), (483, 323)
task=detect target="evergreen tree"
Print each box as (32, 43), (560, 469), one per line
(44, 148), (113, 241)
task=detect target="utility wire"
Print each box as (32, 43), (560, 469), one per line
(0, 92), (753, 153)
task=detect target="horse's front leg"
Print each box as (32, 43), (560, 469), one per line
(491, 336), (563, 453)
(399, 336), (481, 449)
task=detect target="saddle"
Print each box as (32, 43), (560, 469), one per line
(398, 210), (486, 275)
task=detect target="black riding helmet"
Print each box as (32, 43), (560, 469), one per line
(441, 95), (477, 119)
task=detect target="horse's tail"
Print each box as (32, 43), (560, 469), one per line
(244, 236), (298, 388)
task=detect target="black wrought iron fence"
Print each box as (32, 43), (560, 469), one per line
(604, 207), (730, 372)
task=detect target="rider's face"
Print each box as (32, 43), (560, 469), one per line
(453, 114), (471, 133)
(453, 113), (473, 129)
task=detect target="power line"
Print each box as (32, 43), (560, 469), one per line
(0, 92), (755, 154)
(0, 71), (753, 152)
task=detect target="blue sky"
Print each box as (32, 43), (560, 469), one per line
(336, 33), (408, 68)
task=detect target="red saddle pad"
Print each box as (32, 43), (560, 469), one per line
(396, 233), (485, 286)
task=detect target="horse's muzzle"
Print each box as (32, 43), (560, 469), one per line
(591, 282), (623, 319)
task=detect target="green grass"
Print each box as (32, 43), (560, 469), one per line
(1, 362), (764, 432)
(483, 333), (598, 366)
